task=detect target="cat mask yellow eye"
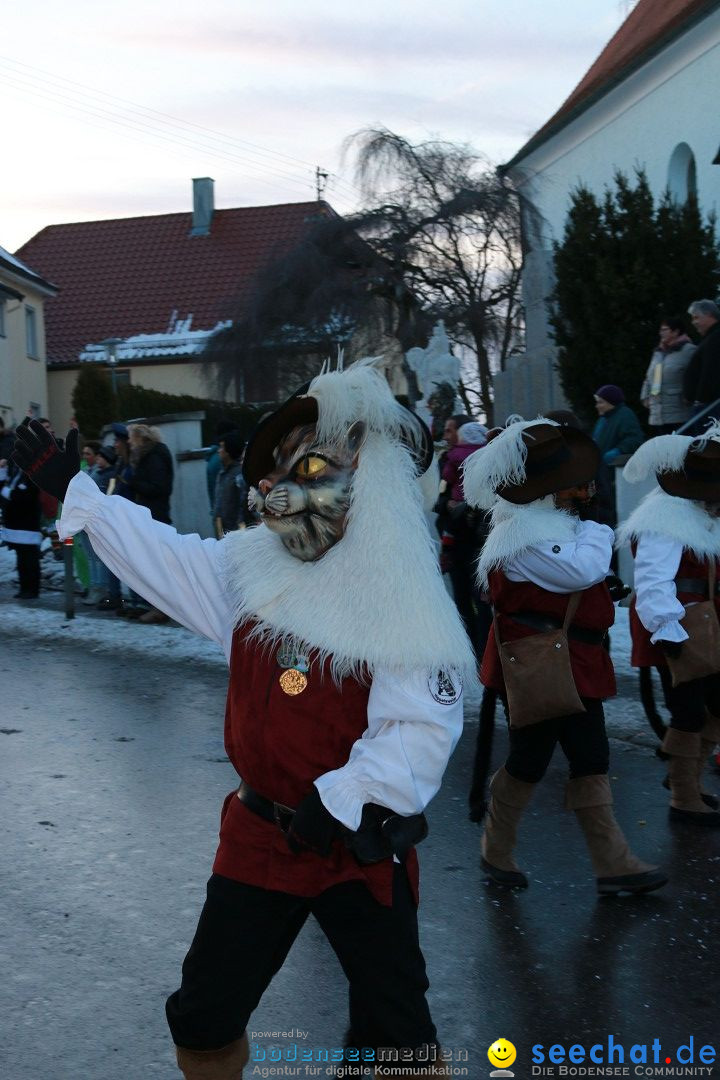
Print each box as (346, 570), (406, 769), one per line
(296, 454), (328, 478)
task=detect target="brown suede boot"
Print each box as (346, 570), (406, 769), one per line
(480, 767), (535, 888)
(663, 728), (720, 826)
(566, 774), (667, 895)
(699, 711), (720, 808)
(176, 1034), (249, 1079)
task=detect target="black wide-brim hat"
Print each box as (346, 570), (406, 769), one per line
(243, 382), (434, 487)
(497, 424), (600, 504)
(657, 440), (720, 501)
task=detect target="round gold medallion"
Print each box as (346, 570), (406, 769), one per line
(279, 668), (308, 696)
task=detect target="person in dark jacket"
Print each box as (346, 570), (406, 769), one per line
(0, 418), (15, 461)
(207, 419), (238, 508)
(683, 299), (720, 419)
(126, 424), (173, 524)
(213, 431), (250, 537)
(0, 457), (42, 598)
(126, 424), (174, 623)
(439, 422), (492, 659)
(591, 384), (645, 465)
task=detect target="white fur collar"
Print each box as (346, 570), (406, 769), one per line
(616, 487), (720, 558)
(220, 434), (477, 686)
(476, 497), (578, 586)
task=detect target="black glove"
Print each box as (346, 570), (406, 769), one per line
(11, 420), (80, 501)
(605, 573), (632, 602)
(658, 639), (684, 659)
(286, 787), (339, 856)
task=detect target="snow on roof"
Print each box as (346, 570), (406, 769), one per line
(16, 201), (336, 365)
(79, 317), (232, 363)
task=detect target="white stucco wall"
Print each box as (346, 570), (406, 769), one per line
(47, 360), (214, 435)
(498, 6), (720, 420)
(514, 8), (720, 243)
(0, 277), (50, 426)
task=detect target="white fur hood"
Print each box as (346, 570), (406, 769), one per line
(219, 433), (477, 686)
(476, 497), (578, 586)
(616, 487), (720, 558)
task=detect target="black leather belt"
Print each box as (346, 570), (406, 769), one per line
(237, 781), (430, 863)
(675, 578), (720, 596)
(508, 611), (607, 646)
(237, 780), (296, 833)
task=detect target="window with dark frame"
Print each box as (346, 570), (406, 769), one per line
(25, 305), (38, 358)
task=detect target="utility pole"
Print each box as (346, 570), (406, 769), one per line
(315, 166), (329, 201)
(100, 337), (123, 394)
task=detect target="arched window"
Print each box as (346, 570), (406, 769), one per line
(667, 143), (697, 202)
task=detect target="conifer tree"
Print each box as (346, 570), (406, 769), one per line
(550, 169), (718, 424)
(71, 366), (118, 438)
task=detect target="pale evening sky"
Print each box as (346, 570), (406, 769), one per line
(2, 1), (631, 254)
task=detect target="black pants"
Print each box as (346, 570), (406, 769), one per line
(166, 866), (437, 1057)
(448, 544), (492, 660)
(505, 698), (610, 784)
(13, 543), (40, 596)
(658, 667), (720, 733)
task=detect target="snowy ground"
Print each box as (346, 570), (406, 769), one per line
(0, 542), (229, 669)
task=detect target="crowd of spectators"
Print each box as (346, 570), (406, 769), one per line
(2, 298), (720, 625)
(0, 412), (258, 616)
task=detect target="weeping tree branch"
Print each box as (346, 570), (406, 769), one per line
(203, 128), (524, 422)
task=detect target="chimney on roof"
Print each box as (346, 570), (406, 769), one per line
(190, 177), (214, 236)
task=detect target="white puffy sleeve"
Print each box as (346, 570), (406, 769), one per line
(58, 471), (235, 659)
(633, 532), (687, 644)
(504, 520), (614, 593)
(314, 668), (464, 831)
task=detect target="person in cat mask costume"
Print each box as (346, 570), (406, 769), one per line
(12, 359), (475, 1080)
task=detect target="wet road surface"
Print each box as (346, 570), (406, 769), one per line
(1, 625), (719, 1079)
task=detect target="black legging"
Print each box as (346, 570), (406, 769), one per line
(13, 543), (40, 597)
(166, 866), (437, 1057)
(658, 667), (720, 733)
(504, 698), (609, 784)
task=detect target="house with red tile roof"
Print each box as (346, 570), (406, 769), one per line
(0, 245), (57, 428)
(15, 180), (338, 432)
(495, 0), (720, 420)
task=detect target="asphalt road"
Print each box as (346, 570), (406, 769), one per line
(2, 622), (720, 1080)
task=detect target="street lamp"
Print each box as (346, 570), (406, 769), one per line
(100, 337), (123, 394)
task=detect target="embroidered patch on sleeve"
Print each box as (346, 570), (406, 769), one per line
(429, 671), (462, 705)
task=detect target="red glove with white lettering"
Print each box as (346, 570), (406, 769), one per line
(12, 420), (80, 501)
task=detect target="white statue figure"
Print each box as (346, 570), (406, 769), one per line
(406, 322), (461, 429)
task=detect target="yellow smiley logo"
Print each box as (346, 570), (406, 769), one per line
(488, 1039), (517, 1069)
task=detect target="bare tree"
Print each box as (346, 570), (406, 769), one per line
(202, 210), (422, 404)
(202, 130), (524, 421)
(346, 129), (524, 423)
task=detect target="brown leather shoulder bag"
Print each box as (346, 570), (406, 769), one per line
(666, 561), (720, 687)
(494, 592), (586, 728)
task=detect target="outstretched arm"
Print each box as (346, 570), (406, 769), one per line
(61, 472), (234, 655)
(13, 422), (234, 656)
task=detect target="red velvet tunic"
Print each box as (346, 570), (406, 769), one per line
(212, 621), (419, 906)
(630, 550), (720, 667)
(480, 572), (616, 699)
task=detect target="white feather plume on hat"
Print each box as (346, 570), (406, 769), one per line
(309, 356), (426, 457)
(622, 420), (720, 484)
(622, 433), (693, 483)
(463, 417), (559, 510)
